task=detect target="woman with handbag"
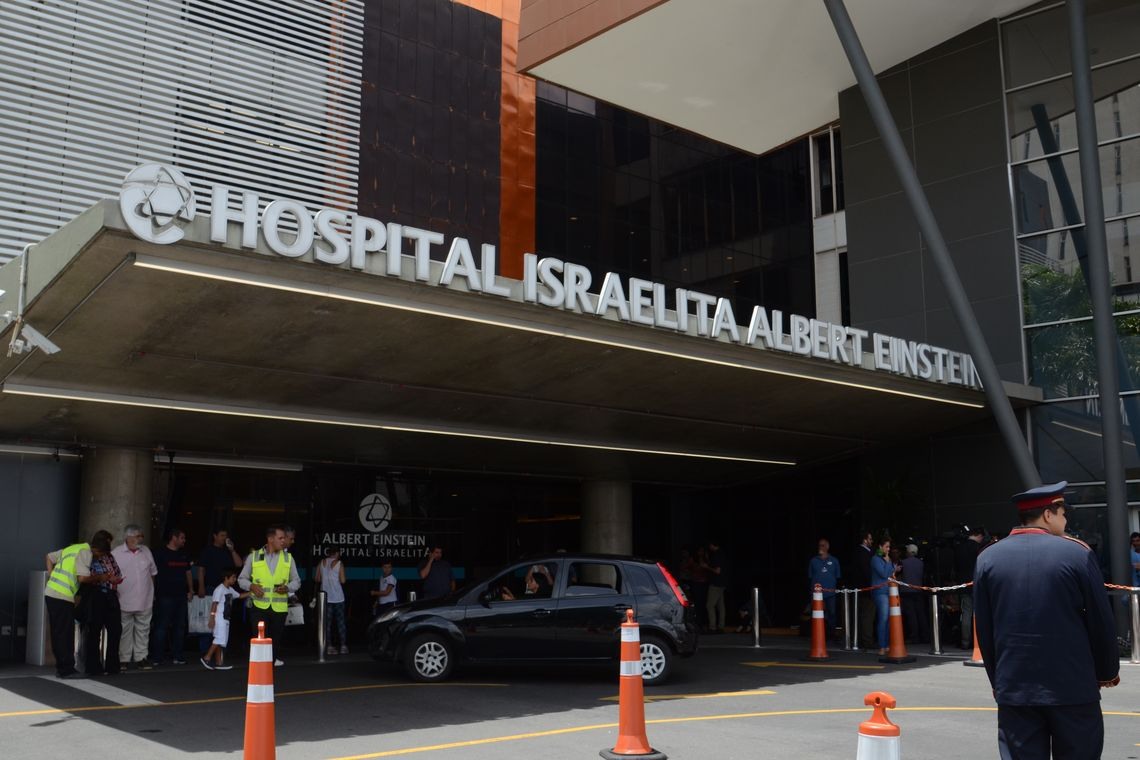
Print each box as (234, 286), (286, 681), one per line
(82, 532), (124, 676)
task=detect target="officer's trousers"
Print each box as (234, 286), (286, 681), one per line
(998, 702), (1103, 760)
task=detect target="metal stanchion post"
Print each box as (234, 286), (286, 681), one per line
(930, 591), (942, 655)
(842, 591), (852, 651)
(1130, 591), (1140, 665)
(409, 591), (417, 602)
(852, 589), (860, 651)
(317, 590), (327, 664)
(752, 587), (761, 648)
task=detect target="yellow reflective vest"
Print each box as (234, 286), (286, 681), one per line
(46, 543), (89, 600)
(250, 548), (292, 612)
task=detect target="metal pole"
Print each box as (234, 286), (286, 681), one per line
(1066, 0), (1131, 589)
(822, 0), (1041, 488)
(1130, 592), (1140, 665)
(408, 591), (417, 603)
(317, 590), (327, 663)
(930, 592), (942, 655)
(842, 591), (852, 651)
(852, 589), (860, 651)
(751, 587), (761, 648)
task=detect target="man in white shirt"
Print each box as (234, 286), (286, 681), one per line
(111, 524), (157, 670)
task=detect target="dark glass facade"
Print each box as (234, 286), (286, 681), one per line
(359, 0), (503, 246)
(535, 84), (816, 319)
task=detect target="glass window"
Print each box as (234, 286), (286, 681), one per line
(1032, 396), (1140, 483)
(1020, 219), (1140, 324)
(1026, 314), (1140, 398)
(624, 565), (657, 596)
(1006, 57), (1140, 162)
(1002, 1), (1140, 90)
(566, 562), (621, 596)
(1013, 136), (1140, 235)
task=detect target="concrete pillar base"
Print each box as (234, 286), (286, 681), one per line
(581, 480), (632, 555)
(80, 448), (153, 543)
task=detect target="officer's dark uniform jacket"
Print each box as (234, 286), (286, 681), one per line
(974, 527), (1119, 705)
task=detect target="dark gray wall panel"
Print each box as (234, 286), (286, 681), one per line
(0, 455), (79, 661)
(840, 20), (1023, 383)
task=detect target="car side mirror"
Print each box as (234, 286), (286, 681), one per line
(480, 587), (495, 606)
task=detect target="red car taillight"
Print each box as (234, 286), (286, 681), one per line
(657, 562), (690, 607)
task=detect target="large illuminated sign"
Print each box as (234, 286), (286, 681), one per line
(119, 165), (981, 389)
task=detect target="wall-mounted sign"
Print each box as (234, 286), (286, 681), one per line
(118, 164), (981, 390)
(312, 492), (427, 561)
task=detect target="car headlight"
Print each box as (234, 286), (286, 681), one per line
(377, 608), (401, 624)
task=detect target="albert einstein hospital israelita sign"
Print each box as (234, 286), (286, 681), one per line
(118, 164), (982, 390)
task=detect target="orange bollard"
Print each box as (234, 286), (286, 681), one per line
(804, 584), (830, 661)
(963, 618), (984, 667)
(879, 581), (915, 664)
(243, 621), (276, 760)
(600, 609), (666, 760)
(855, 691), (901, 760)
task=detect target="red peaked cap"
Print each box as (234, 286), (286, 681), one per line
(1011, 480), (1069, 512)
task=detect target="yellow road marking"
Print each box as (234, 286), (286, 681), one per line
(326, 708), (1140, 760)
(0, 682), (507, 719)
(600, 689), (776, 703)
(742, 660), (885, 670)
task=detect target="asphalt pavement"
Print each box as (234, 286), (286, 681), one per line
(1, 634), (1138, 759)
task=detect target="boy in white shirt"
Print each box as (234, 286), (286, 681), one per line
(201, 568), (247, 670)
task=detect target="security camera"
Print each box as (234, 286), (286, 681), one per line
(19, 323), (60, 354)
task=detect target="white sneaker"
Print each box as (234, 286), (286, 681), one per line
(339, 646), (349, 655)
(215, 664), (233, 671)
(326, 646), (336, 656)
(273, 659), (284, 667)
(199, 657), (214, 671)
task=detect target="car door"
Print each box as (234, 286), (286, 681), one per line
(463, 560), (562, 660)
(552, 560), (634, 659)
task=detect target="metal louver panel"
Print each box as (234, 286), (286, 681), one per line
(0, 0), (364, 265)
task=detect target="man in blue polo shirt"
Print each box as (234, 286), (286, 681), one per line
(808, 538), (841, 638)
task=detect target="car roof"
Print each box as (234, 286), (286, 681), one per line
(516, 552), (662, 566)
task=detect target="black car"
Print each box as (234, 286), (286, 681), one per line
(368, 554), (698, 685)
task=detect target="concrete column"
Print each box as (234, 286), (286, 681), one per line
(580, 480), (632, 555)
(79, 448), (153, 544)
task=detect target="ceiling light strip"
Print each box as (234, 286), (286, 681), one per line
(131, 255), (986, 409)
(3, 383), (794, 466)
(153, 455), (304, 472)
(0, 443), (79, 457)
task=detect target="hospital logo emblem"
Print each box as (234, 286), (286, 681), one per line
(358, 493), (392, 533)
(119, 164), (197, 244)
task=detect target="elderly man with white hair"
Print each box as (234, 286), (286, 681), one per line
(111, 524), (157, 670)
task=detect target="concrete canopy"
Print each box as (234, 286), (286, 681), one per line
(519, 0), (1031, 155)
(0, 202), (993, 485)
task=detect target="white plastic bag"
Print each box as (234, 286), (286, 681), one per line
(285, 603), (305, 627)
(188, 596), (212, 634)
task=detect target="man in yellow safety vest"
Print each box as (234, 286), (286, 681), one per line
(44, 537), (96, 678)
(238, 524), (300, 666)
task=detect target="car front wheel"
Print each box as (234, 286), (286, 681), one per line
(640, 634), (672, 686)
(403, 633), (455, 682)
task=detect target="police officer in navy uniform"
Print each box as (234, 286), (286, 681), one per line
(974, 481), (1120, 760)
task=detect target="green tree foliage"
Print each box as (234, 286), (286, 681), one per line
(1021, 263), (1140, 397)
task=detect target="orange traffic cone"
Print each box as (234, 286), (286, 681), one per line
(963, 619), (984, 667)
(243, 621), (276, 760)
(855, 691), (901, 760)
(879, 581), (915, 664)
(600, 609), (666, 760)
(805, 584), (830, 661)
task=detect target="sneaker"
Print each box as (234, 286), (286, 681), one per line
(172, 659), (187, 665)
(273, 659), (284, 667)
(144, 661), (159, 669)
(200, 657), (214, 670)
(339, 646), (349, 655)
(326, 646), (336, 656)
(215, 664), (233, 671)
(120, 661), (132, 672)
